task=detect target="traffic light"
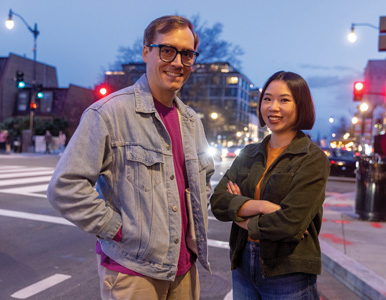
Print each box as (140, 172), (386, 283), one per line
(16, 71), (25, 88)
(36, 84), (44, 99)
(94, 83), (110, 100)
(30, 102), (37, 111)
(353, 81), (365, 101)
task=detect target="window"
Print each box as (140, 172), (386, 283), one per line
(39, 91), (53, 113)
(226, 76), (239, 85)
(225, 88), (238, 97)
(210, 87), (221, 97)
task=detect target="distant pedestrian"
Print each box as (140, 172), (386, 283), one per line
(44, 130), (52, 154)
(0, 130), (6, 153)
(320, 136), (328, 148)
(211, 71), (330, 299)
(57, 130), (66, 155)
(5, 131), (12, 154)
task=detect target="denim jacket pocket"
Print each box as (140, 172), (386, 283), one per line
(126, 145), (164, 190)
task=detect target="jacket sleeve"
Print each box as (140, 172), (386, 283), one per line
(210, 151), (252, 222)
(47, 108), (122, 240)
(247, 150), (330, 242)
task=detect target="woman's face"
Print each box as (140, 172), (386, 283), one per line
(260, 80), (297, 135)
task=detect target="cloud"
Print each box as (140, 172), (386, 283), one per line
(306, 75), (346, 88)
(300, 64), (361, 72)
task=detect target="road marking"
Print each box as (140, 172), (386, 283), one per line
(0, 184), (49, 198)
(0, 166), (24, 172)
(0, 170), (54, 179)
(208, 239), (229, 249)
(224, 290), (233, 300)
(0, 176), (52, 186)
(0, 209), (75, 226)
(11, 274), (71, 299)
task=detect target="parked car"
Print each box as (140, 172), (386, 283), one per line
(323, 148), (357, 177)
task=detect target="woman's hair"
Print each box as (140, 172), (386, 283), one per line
(258, 71), (315, 130)
(143, 15), (199, 50)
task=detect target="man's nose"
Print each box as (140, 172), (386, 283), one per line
(171, 53), (184, 66)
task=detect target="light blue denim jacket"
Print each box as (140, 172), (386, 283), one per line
(47, 74), (214, 281)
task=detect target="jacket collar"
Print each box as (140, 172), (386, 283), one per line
(245, 131), (311, 157)
(133, 74), (194, 119)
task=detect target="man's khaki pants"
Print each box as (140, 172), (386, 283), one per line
(96, 255), (200, 300)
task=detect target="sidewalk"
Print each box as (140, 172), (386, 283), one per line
(320, 184), (386, 300)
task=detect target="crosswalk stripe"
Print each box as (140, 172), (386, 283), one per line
(0, 166), (24, 172)
(0, 176), (52, 187)
(0, 170), (54, 179)
(0, 184), (49, 198)
(11, 274), (72, 299)
(0, 167), (53, 174)
(0, 209), (75, 226)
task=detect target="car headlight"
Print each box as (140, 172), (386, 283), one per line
(235, 149), (241, 156)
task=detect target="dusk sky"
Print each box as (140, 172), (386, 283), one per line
(1, 0), (385, 140)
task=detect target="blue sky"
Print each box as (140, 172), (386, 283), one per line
(1, 0), (385, 139)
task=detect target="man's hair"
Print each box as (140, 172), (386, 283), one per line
(258, 71), (315, 130)
(143, 15), (199, 50)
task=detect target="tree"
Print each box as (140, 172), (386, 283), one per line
(109, 15), (244, 70)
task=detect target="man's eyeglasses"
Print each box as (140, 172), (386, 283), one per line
(147, 44), (199, 67)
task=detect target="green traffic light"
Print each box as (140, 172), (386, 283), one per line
(18, 81), (26, 88)
(37, 92), (44, 99)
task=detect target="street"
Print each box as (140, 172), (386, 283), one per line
(0, 154), (356, 300)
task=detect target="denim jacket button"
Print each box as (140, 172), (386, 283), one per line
(172, 206), (178, 212)
(166, 145), (170, 151)
(174, 238), (179, 244)
(170, 175), (175, 180)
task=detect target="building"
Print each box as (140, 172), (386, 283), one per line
(0, 53), (95, 145)
(0, 53), (58, 123)
(104, 61), (256, 145)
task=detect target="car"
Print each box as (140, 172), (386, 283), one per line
(222, 146), (242, 158)
(323, 148), (357, 177)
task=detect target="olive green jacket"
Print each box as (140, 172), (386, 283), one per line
(210, 131), (330, 277)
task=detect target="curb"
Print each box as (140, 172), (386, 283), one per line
(321, 240), (386, 300)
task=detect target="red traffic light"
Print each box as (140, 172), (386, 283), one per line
(30, 102), (37, 111)
(353, 81), (365, 101)
(99, 87), (108, 96)
(94, 83), (110, 100)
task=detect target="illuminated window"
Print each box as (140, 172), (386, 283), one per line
(226, 76), (239, 85)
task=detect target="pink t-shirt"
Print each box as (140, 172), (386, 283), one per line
(96, 98), (194, 276)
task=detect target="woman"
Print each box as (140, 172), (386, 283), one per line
(210, 71), (330, 299)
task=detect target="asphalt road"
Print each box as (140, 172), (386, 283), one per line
(0, 154), (356, 300)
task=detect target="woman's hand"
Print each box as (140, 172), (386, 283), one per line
(235, 218), (249, 230)
(227, 181), (241, 195)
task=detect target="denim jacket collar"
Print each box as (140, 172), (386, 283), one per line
(134, 74), (194, 119)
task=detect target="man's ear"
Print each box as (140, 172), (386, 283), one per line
(142, 45), (149, 63)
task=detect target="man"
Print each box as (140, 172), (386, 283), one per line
(47, 15), (214, 300)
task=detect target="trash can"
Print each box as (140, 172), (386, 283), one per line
(355, 156), (386, 221)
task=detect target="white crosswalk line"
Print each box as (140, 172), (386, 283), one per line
(0, 184), (49, 198)
(0, 209), (75, 226)
(0, 176), (52, 187)
(0, 170), (54, 179)
(11, 274), (71, 299)
(0, 166), (24, 172)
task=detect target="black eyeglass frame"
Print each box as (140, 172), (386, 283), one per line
(147, 44), (199, 67)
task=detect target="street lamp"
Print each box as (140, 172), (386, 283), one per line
(348, 23), (379, 43)
(6, 9), (40, 145)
